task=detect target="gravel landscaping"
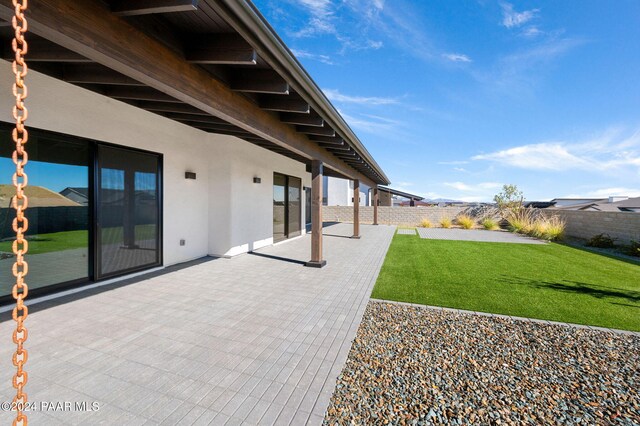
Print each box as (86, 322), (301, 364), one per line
(325, 302), (640, 425)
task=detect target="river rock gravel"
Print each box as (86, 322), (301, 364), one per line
(324, 302), (639, 425)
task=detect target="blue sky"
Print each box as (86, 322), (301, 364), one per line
(254, 0), (640, 202)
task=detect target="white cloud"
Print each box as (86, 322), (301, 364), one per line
(437, 160), (469, 165)
(473, 37), (585, 95)
(521, 26), (543, 38)
(323, 88), (399, 105)
(442, 53), (472, 63)
(501, 3), (539, 29)
(339, 111), (401, 134)
(290, 49), (334, 64)
(473, 143), (589, 170)
(471, 127), (640, 173)
(444, 182), (502, 192)
(453, 167), (469, 173)
(290, 0), (335, 37)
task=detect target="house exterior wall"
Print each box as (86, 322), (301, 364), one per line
(0, 62), (309, 266)
(208, 139), (309, 257)
(326, 177), (369, 206)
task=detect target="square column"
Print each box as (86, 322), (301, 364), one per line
(352, 179), (361, 239)
(305, 160), (326, 268)
(373, 187), (379, 225)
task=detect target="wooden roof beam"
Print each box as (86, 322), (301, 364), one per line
(297, 125), (335, 137)
(111, 0), (199, 16)
(186, 34), (257, 65)
(259, 98), (310, 113)
(280, 112), (323, 127)
(230, 69), (289, 94)
(134, 101), (210, 115)
(308, 135), (344, 145)
(63, 64), (144, 86)
(160, 113), (228, 124)
(105, 86), (181, 102)
(2, 37), (90, 62)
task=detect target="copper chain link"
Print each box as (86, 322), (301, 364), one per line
(10, 0), (30, 425)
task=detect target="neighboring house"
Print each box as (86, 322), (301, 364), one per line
(550, 198), (606, 208)
(612, 197), (640, 212)
(323, 176), (370, 206)
(549, 196), (640, 212)
(524, 201), (556, 209)
(60, 187), (89, 205)
(0, 0), (390, 302)
(0, 184), (81, 207)
(377, 187), (424, 207)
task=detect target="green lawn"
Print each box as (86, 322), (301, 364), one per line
(0, 230), (87, 254)
(0, 225), (156, 255)
(372, 232), (640, 331)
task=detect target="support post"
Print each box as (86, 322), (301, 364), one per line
(305, 160), (326, 268)
(352, 179), (361, 239)
(373, 187), (379, 225)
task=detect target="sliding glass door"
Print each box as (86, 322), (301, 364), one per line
(273, 173), (301, 242)
(0, 127), (90, 297)
(0, 123), (163, 302)
(97, 145), (161, 278)
(287, 176), (301, 238)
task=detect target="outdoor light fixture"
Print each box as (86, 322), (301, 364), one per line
(185, 171), (196, 180)
(253, 177), (261, 184)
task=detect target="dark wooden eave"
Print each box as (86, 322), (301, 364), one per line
(0, 0), (389, 186)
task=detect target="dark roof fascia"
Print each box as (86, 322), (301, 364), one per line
(213, 0), (390, 185)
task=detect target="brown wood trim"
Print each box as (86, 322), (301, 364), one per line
(111, 0), (199, 16)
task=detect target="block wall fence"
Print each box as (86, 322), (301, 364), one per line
(541, 210), (640, 244)
(323, 206), (640, 244)
(322, 206), (467, 226)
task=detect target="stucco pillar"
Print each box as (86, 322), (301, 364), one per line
(305, 160), (326, 267)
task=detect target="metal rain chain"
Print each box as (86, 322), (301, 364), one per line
(10, 0), (30, 425)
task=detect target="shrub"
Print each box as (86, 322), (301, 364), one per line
(624, 240), (640, 257)
(506, 210), (565, 241)
(456, 214), (475, 229)
(506, 208), (535, 234)
(481, 218), (499, 231)
(420, 219), (432, 228)
(440, 217), (452, 228)
(542, 216), (565, 241)
(529, 220), (548, 239)
(586, 233), (616, 248)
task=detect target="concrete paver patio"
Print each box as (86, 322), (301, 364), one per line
(0, 223), (395, 425)
(416, 227), (546, 244)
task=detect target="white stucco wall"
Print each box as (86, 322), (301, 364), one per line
(207, 138), (309, 257)
(0, 61), (309, 265)
(326, 177), (369, 206)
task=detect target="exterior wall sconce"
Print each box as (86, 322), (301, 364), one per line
(253, 177), (261, 184)
(185, 171), (196, 180)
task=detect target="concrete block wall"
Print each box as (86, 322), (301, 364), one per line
(542, 210), (640, 244)
(323, 206), (467, 226)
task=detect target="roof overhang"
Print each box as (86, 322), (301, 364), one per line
(0, 0), (390, 186)
(378, 186), (424, 200)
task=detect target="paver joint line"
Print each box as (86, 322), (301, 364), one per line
(0, 223), (396, 426)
